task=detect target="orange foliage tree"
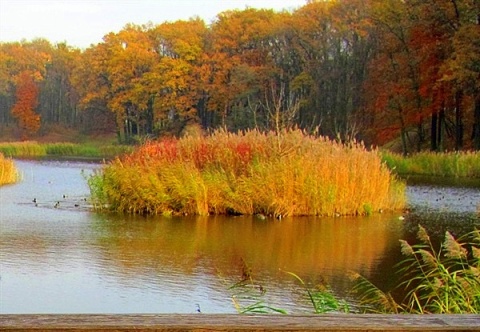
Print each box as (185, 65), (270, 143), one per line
(147, 18), (208, 135)
(72, 24), (159, 142)
(0, 40), (50, 130)
(206, 8), (303, 132)
(2, 2), (480, 150)
(102, 24), (159, 142)
(11, 71), (41, 139)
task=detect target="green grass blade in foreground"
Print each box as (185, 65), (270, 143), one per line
(286, 271), (350, 314)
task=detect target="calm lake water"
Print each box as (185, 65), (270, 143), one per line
(1, 160), (479, 314)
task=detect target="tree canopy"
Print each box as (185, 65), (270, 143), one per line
(1, 0), (479, 151)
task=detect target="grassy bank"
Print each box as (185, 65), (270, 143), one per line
(382, 151), (480, 178)
(0, 141), (132, 159)
(0, 153), (18, 185)
(89, 129), (405, 216)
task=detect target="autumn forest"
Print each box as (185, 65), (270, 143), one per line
(1, 0), (479, 153)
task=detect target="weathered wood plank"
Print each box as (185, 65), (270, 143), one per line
(0, 314), (479, 331)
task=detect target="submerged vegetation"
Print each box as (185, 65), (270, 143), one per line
(382, 151), (480, 178)
(89, 129), (405, 216)
(0, 153), (17, 185)
(0, 141), (132, 159)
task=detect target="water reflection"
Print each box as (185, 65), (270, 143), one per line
(90, 213), (406, 293)
(1, 160), (478, 314)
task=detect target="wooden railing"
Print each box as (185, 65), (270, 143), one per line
(1, 314), (479, 331)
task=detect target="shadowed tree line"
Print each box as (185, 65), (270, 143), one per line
(0, 0), (479, 152)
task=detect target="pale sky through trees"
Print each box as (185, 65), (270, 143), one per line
(0, 0), (306, 49)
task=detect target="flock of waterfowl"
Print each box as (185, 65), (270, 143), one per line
(31, 195), (89, 211)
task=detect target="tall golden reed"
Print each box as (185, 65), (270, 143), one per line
(90, 129), (405, 216)
(0, 153), (18, 185)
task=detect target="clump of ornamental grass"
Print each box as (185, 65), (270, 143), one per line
(89, 129), (405, 216)
(351, 226), (480, 314)
(0, 153), (18, 185)
(382, 150), (480, 178)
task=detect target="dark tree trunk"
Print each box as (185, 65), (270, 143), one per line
(417, 120), (424, 152)
(475, 9), (480, 149)
(431, 111), (438, 151)
(454, 91), (463, 151)
(438, 108), (445, 152)
(473, 94), (480, 150)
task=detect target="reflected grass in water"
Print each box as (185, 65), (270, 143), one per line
(90, 214), (403, 281)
